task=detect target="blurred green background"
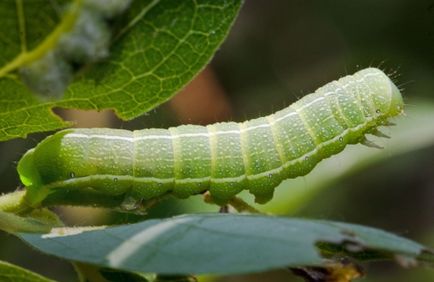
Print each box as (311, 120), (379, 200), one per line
(1, 1), (433, 281)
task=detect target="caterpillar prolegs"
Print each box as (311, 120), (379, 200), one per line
(17, 68), (404, 209)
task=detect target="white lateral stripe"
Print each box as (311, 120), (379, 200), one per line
(63, 72), (381, 142)
(49, 115), (375, 188)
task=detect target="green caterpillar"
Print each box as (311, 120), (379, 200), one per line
(17, 68), (404, 209)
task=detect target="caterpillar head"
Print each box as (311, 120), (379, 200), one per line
(362, 68), (404, 119)
(387, 80), (404, 117)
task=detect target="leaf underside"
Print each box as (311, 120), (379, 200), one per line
(0, 0), (242, 141)
(19, 214), (434, 276)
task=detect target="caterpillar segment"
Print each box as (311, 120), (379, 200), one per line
(17, 68), (404, 209)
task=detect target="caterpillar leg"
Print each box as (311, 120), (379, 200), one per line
(219, 205), (229, 213)
(203, 191), (230, 213)
(119, 192), (169, 215)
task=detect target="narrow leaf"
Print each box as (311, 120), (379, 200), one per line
(0, 260), (54, 282)
(19, 214), (434, 275)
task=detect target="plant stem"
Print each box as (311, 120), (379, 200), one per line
(0, 191), (63, 233)
(0, 210), (51, 233)
(228, 197), (262, 214)
(0, 190), (28, 213)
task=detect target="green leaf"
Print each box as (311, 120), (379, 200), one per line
(0, 260), (54, 282)
(0, 0), (242, 141)
(19, 214), (434, 275)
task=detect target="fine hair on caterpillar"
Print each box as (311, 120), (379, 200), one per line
(17, 68), (404, 211)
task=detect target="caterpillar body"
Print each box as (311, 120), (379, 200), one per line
(17, 68), (404, 209)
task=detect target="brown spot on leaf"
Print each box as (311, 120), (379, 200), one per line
(290, 258), (363, 282)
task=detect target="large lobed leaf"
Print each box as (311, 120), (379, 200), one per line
(0, 0), (242, 141)
(20, 214), (434, 275)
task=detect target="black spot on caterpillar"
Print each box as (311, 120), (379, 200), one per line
(17, 68), (404, 209)
(19, 0), (131, 98)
